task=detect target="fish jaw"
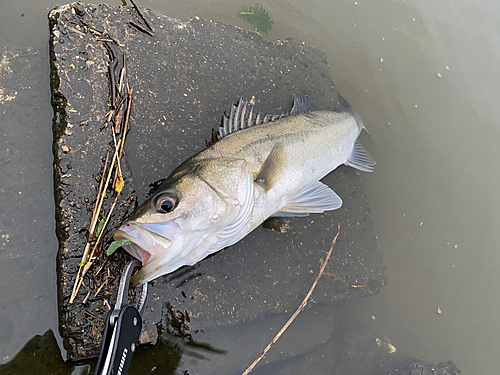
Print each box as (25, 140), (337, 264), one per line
(113, 221), (182, 266)
(115, 221), (222, 285)
(129, 232), (221, 286)
(113, 213), (245, 286)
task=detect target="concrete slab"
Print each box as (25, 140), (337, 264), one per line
(49, 2), (386, 360)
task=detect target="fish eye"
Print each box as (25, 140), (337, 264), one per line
(155, 194), (177, 213)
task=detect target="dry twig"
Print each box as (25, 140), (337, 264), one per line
(95, 257), (108, 277)
(94, 275), (110, 297)
(68, 38), (132, 304)
(64, 70), (76, 94)
(70, 192), (121, 303)
(241, 227), (340, 375)
(129, 0), (155, 34)
(129, 20), (155, 37)
(82, 291), (91, 304)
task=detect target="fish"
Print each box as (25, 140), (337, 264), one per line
(114, 94), (375, 285)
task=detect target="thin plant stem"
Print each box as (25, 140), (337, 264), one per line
(241, 227), (340, 375)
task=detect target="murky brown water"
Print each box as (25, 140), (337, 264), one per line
(1, 0), (499, 373)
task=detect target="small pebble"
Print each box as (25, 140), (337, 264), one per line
(437, 72), (442, 78)
(445, 65), (450, 70)
(62, 145), (70, 153)
(437, 307), (442, 314)
(454, 244), (458, 249)
(380, 58), (384, 63)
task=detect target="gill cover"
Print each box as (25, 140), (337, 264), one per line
(115, 158), (255, 285)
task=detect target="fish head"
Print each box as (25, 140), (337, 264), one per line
(114, 157), (255, 285)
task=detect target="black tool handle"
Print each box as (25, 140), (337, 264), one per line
(93, 305), (142, 375)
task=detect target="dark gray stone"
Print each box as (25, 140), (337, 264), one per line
(49, 2), (386, 360)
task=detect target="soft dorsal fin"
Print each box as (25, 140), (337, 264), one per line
(290, 93), (317, 113)
(217, 94), (316, 141)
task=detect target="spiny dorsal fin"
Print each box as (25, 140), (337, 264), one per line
(219, 97), (282, 139)
(217, 94), (316, 141)
(205, 128), (219, 147)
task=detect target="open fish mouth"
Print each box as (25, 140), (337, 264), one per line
(113, 221), (182, 265)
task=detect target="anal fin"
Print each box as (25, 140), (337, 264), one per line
(345, 140), (376, 172)
(277, 180), (342, 216)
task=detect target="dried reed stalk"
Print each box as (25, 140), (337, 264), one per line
(241, 228), (340, 375)
(69, 46), (132, 303)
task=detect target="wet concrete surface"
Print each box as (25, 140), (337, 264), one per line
(48, 1), (388, 361)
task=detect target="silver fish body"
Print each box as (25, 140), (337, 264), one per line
(114, 94), (375, 285)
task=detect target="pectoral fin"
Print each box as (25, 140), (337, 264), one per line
(277, 180), (343, 216)
(257, 141), (288, 191)
(345, 140), (376, 172)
